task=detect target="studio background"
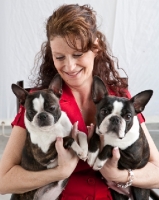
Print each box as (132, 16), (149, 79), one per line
(0, 0), (159, 126)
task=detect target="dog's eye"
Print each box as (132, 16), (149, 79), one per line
(100, 109), (109, 116)
(125, 113), (132, 121)
(49, 106), (56, 112)
(27, 110), (36, 115)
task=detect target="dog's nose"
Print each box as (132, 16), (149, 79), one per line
(110, 116), (120, 124)
(37, 112), (48, 121)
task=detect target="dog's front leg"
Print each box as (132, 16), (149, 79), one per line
(93, 145), (113, 170)
(87, 133), (100, 167)
(63, 136), (87, 161)
(77, 131), (88, 161)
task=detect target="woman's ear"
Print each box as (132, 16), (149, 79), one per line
(93, 37), (99, 56)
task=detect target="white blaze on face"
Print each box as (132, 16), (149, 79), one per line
(112, 101), (126, 138)
(33, 94), (44, 112)
(98, 101), (126, 138)
(112, 101), (123, 115)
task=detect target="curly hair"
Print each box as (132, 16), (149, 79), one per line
(32, 4), (128, 96)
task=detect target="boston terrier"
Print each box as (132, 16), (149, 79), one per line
(10, 74), (88, 200)
(87, 76), (153, 200)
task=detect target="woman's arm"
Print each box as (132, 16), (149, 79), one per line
(100, 122), (159, 189)
(0, 126), (78, 194)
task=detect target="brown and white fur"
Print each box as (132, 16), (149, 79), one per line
(10, 74), (88, 200)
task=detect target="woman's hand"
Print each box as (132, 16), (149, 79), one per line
(55, 123), (79, 179)
(87, 123), (95, 140)
(100, 147), (128, 183)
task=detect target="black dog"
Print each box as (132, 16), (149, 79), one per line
(87, 76), (153, 200)
(11, 74), (88, 200)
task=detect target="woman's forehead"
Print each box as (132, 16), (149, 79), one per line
(50, 36), (82, 52)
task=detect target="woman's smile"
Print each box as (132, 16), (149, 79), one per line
(63, 68), (83, 78)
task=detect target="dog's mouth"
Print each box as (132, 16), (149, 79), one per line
(38, 121), (51, 127)
(108, 125), (125, 139)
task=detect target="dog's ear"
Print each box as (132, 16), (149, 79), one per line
(130, 90), (153, 114)
(49, 74), (63, 98)
(92, 76), (108, 104)
(11, 84), (29, 105)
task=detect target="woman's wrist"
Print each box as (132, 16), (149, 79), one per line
(116, 169), (134, 188)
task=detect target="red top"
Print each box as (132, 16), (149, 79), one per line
(12, 84), (144, 200)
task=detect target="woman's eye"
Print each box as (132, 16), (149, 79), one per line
(73, 53), (83, 58)
(56, 56), (65, 60)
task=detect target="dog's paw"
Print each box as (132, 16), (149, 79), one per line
(87, 152), (97, 167)
(92, 158), (106, 171)
(78, 151), (88, 161)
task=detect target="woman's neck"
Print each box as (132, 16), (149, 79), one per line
(68, 82), (96, 126)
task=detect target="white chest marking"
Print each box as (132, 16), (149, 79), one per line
(33, 94), (44, 112)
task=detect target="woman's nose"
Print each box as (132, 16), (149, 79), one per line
(64, 57), (76, 71)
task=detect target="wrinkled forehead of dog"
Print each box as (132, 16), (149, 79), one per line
(97, 95), (135, 112)
(25, 89), (59, 109)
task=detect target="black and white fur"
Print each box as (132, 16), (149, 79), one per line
(10, 74), (88, 200)
(87, 76), (153, 200)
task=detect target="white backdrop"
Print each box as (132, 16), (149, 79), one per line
(0, 0), (159, 125)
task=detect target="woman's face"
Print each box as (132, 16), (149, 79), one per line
(50, 36), (96, 88)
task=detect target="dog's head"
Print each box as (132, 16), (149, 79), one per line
(92, 76), (153, 139)
(12, 74), (63, 129)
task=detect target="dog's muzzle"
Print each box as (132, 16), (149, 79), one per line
(109, 116), (121, 125)
(38, 112), (48, 121)
(108, 116), (122, 137)
(37, 112), (50, 126)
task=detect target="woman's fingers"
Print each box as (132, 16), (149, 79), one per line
(87, 123), (94, 140)
(71, 121), (78, 140)
(55, 137), (79, 177)
(100, 147), (121, 182)
(109, 147), (120, 167)
(55, 137), (64, 155)
(55, 137), (75, 158)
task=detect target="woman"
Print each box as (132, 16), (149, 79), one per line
(0, 4), (159, 199)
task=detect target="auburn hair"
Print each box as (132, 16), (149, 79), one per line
(32, 4), (128, 96)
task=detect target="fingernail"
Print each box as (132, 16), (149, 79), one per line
(56, 137), (61, 141)
(114, 146), (119, 150)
